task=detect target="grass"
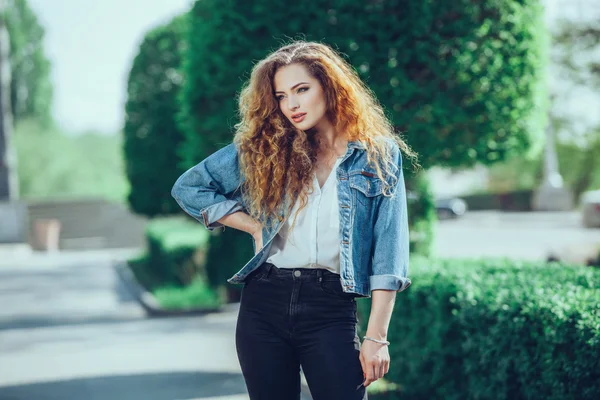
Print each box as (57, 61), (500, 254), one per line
(153, 276), (222, 310)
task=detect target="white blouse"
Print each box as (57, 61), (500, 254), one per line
(266, 156), (344, 274)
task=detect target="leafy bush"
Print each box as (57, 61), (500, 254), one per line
(128, 252), (221, 310)
(204, 227), (255, 302)
(179, 0), (548, 169)
(357, 257), (600, 400)
(153, 276), (222, 310)
(144, 216), (210, 287)
(128, 217), (223, 310)
(123, 14), (189, 217)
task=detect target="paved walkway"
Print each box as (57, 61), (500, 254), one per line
(0, 250), (269, 400)
(435, 210), (600, 262)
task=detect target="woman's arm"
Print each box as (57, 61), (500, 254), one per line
(369, 143), (411, 292)
(216, 212), (264, 254)
(360, 289), (396, 387)
(215, 212), (261, 235)
(361, 142), (411, 387)
(171, 143), (248, 231)
(365, 289), (396, 341)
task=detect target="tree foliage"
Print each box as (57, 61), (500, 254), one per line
(554, 17), (600, 88)
(552, 15), (600, 198)
(2, 0), (53, 125)
(123, 14), (188, 217)
(179, 0), (548, 169)
(13, 119), (128, 201)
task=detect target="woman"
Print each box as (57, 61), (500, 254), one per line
(172, 40), (417, 400)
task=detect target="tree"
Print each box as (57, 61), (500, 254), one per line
(179, 0), (548, 169)
(553, 14), (600, 199)
(2, 0), (52, 126)
(0, 0), (18, 200)
(123, 14), (189, 217)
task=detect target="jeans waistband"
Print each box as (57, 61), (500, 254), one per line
(259, 262), (341, 282)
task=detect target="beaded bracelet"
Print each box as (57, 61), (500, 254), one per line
(363, 336), (390, 345)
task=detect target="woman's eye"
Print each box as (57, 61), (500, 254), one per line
(276, 87), (307, 101)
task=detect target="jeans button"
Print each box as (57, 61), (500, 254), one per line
(294, 270), (301, 277)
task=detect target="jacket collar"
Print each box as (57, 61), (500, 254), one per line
(276, 140), (365, 219)
(347, 140), (367, 150)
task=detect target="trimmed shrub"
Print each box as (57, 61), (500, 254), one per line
(204, 227), (255, 302)
(123, 14), (188, 217)
(179, 0), (548, 169)
(357, 257), (600, 399)
(153, 276), (222, 310)
(144, 216), (210, 287)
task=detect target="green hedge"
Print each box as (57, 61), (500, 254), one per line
(144, 217), (210, 287)
(128, 217), (222, 310)
(357, 258), (600, 400)
(204, 227), (255, 302)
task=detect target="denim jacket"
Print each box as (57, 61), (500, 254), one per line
(171, 138), (411, 297)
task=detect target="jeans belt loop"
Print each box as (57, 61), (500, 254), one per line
(316, 269), (323, 282)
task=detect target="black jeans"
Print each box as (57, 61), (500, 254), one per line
(235, 262), (367, 400)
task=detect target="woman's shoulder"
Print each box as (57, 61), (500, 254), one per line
(200, 142), (242, 177)
(380, 136), (401, 155)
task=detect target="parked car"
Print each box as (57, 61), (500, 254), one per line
(435, 197), (468, 219)
(581, 190), (600, 228)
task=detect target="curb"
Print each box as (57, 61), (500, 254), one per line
(114, 261), (224, 317)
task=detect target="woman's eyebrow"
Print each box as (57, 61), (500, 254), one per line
(274, 82), (309, 94)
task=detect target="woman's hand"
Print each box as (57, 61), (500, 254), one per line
(359, 339), (390, 387)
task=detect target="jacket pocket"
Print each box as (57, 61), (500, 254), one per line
(349, 171), (384, 197)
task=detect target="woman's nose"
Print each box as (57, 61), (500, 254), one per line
(288, 96), (300, 111)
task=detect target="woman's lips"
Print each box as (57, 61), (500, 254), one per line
(292, 113), (306, 123)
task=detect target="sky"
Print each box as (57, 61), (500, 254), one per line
(28, 0), (193, 135)
(27, 0), (599, 136)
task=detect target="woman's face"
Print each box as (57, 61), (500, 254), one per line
(273, 63), (328, 131)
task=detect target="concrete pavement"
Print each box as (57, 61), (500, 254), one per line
(0, 251), (255, 400)
(434, 210), (600, 262)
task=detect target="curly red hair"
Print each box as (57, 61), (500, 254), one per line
(233, 40), (417, 231)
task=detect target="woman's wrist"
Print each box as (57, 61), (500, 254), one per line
(365, 330), (387, 341)
(363, 336), (390, 346)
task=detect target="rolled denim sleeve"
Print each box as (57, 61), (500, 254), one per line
(171, 143), (245, 231)
(369, 145), (412, 293)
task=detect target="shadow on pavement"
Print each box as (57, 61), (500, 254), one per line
(0, 370), (247, 400)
